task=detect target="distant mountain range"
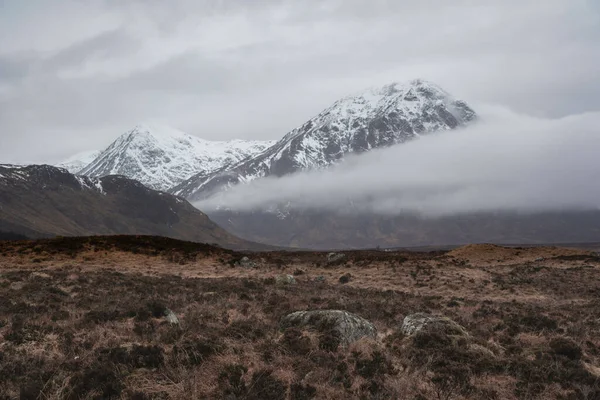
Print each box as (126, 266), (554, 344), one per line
(32, 79), (598, 249)
(171, 79), (476, 200)
(57, 80), (475, 199)
(0, 164), (261, 249)
(60, 125), (274, 191)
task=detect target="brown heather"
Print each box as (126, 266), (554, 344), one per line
(0, 236), (599, 399)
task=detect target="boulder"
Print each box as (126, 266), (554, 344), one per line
(280, 310), (376, 346)
(235, 256), (258, 268)
(400, 313), (468, 337)
(164, 308), (179, 325)
(326, 252), (346, 264)
(275, 274), (296, 285)
(314, 275), (326, 283)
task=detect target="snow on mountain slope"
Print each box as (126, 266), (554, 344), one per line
(56, 150), (101, 174)
(78, 125), (275, 191)
(171, 79), (476, 200)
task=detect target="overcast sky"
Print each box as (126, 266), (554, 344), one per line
(1, 0), (599, 164)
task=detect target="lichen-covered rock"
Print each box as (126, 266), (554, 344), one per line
(275, 274), (296, 285)
(401, 313), (467, 337)
(280, 310), (376, 346)
(235, 256), (258, 268)
(326, 252), (346, 264)
(164, 308), (179, 325)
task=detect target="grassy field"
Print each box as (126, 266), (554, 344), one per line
(1, 236), (600, 399)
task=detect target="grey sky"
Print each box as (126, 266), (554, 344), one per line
(0, 0), (599, 164)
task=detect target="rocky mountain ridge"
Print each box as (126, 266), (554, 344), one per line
(71, 124), (274, 191)
(171, 79), (476, 200)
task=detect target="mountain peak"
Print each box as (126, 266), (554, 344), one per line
(57, 150), (101, 174)
(118, 124), (195, 147)
(77, 126), (275, 191)
(173, 80), (476, 200)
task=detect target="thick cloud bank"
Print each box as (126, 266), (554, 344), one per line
(196, 108), (600, 216)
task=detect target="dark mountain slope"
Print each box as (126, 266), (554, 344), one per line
(208, 209), (600, 250)
(0, 164), (259, 249)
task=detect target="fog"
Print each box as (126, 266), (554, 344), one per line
(195, 108), (600, 216)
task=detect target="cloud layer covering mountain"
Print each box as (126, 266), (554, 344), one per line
(196, 107), (600, 216)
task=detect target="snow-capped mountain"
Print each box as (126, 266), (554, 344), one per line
(56, 150), (101, 174)
(171, 79), (476, 200)
(78, 125), (275, 191)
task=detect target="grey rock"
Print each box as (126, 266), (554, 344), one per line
(164, 308), (179, 325)
(275, 274), (296, 285)
(314, 275), (326, 283)
(327, 252), (346, 264)
(236, 256), (258, 268)
(401, 313), (467, 337)
(534, 257), (545, 262)
(280, 310), (376, 346)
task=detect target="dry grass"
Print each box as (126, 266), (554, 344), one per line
(0, 236), (600, 399)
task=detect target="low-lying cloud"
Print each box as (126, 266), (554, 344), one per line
(195, 107), (600, 216)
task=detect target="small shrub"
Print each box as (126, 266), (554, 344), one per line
(134, 307), (151, 321)
(218, 364), (248, 397)
(319, 329), (341, 352)
(98, 345), (164, 369)
(133, 321), (156, 338)
(225, 319), (267, 340)
(550, 337), (582, 360)
(281, 328), (313, 355)
(247, 369), (287, 400)
(84, 309), (122, 324)
(173, 337), (223, 366)
(354, 351), (393, 379)
(339, 273), (352, 284)
(290, 383), (317, 400)
(129, 345), (164, 368)
(146, 300), (167, 318)
(68, 364), (123, 399)
(19, 381), (43, 400)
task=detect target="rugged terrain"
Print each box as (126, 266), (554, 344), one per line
(57, 151), (102, 174)
(1, 236), (599, 399)
(78, 125), (274, 191)
(172, 79), (476, 200)
(0, 165), (259, 250)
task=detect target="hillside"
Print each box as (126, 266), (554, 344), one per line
(0, 164), (259, 249)
(207, 209), (600, 249)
